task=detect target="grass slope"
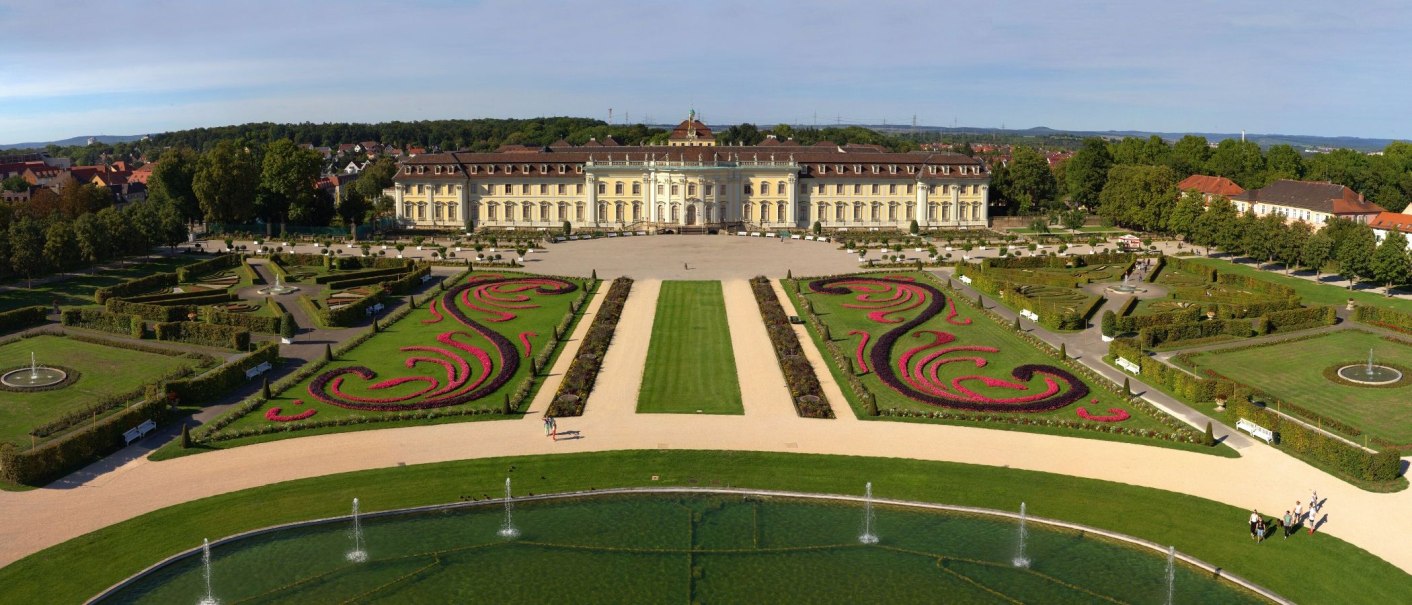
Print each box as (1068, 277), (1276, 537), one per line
(1186, 330), (1412, 444)
(1, 450), (1407, 604)
(637, 281), (743, 414)
(0, 335), (201, 447)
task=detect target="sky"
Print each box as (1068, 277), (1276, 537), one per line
(1, 0), (1409, 144)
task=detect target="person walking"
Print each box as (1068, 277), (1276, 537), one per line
(542, 416), (552, 437)
(548, 416), (558, 440)
(1308, 490), (1320, 535)
(1293, 501), (1304, 530)
(1282, 511), (1294, 539)
(1248, 509), (1260, 541)
(1255, 515), (1268, 543)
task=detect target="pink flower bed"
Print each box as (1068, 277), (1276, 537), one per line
(265, 407), (317, 422)
(1076, 407), (1131, 422)
(518, 331), (537, 358)
(847, 330), (871, 374)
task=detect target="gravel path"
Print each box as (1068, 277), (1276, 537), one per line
(721, 279), (795, 418)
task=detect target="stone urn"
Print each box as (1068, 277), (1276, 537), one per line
(1347, 298), (1356, 311)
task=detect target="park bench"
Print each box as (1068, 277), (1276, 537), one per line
(1236, 418), (1275, 444)
(123, 419), (158, 446)
(244, 361), (273, 380)
(421, 274), (434, 283)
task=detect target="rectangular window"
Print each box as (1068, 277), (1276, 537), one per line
(853, 184), (861, 194)
(688, 183), (696, 195)
(576, 184), (583, 194)
(448, 205), (457, 220)
(671, 184), (679, 195)
(598, 182), (606, 194)
(889, 184), (897, 194)
(705, 184), (713, 195)
(558, 184), (566, 195)
(633, 182), (641, 194)
(835, 184), (844, 195)
(871, 184), (879, 194)
(907, 184), (915, 194)
(539, 184), (548, 194)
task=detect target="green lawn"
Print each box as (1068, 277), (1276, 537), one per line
(1135, 263), (1288, 316)
(785, 272), (1203, 449)
(637, 281), (743, 414)
(1184, 330), (1412, 445)
(1185, 256), (1412, 315)
(0, 335), (206, 447)
(0, 256), (205, 313)
(2, 450), (1407, 604)
(209, 272), (593, 441)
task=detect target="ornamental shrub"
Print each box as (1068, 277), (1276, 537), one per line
(0, 306), (48, 334)
(1101, 310), (1116, 337)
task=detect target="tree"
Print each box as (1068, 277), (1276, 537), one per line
(56, 182), (112, 219)
(73, 212), (105, 264)
(1370, 231), (1411, 294)
(1061, 209), (1086, 232)
(1168, 135), (1212, 177)
(1335, 223), (1377, 288)
(1302, 231), (1334, 280)
(1169, 190), (1205, 240)
(1096, 164), (1178, 231)
(194, 140), (259, 223)
(8, 216), (50, 287)
(353, 157), (397, 230)
(1264, 144), (1304, 182)
(1280, 220), (1312, 273)
(42, 219), (78, 271)
(148, 147), (202, 223)
(1192, 197), (1234, 254)
(260, 139), (322, 230)
(1206, 139), (1265, 189)
(1, 175), (28, 192)
(1066, 138), (1113, 209)
(997, 146), (1057, 214)
(157, 199), (190, 249)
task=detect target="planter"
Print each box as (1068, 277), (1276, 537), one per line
(1347, 298), (1356, 311)
(1101, 335), (1114, 342)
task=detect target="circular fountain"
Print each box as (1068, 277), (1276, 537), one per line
(0, 353), (70, 389)
(1335, 348), (1404, 386)
(1103, 274), (1146, 295)
(256, 274), (299, 295)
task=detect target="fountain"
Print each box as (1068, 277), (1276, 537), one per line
(1105, 272), (1146, 295)
(1012, 502), (1030, 568)
(256, 273), (299, 296)
(858, 482), (879, 544)
(1, 352), (69, 389)
(497, 478), (520, 539)
(347, 498), (368, 563)
(196, 538), (219, 605)
(1335, 347), (1403, 385)
(1166, 545), (1177, 605)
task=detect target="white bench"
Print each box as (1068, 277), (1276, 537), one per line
(1237, 418), (1275, 444)
(364, 303), (386, 316)
(421, 274), (434, 283)
(123, 419), (158, 446)
(244, 361), (273, 380)
(1115, 356), (1140, 374)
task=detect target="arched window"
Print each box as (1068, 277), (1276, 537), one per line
(671, 205), (679, 221)
(448, 203), (457, 221)
(632, 202), (642, 221)
(854, 202), (864, 222)
(557, 203), (567, 221)
(777, 202), (785, 223)
(888, 202), (897, 222)
(818, 204), (828, 223)
(597, 202), (607, 219)
(403, 203), (412, 217)
(941, 203), (950, 221)
(835, 203), (845, 222)
(871, 203), (880, 222)
(575, 203), (584, 221)
(488, 203), (498, 221)
(743, 203), (752, 222)
(417, 203), (426, 220)
(906, 203), (915, 220)
(615, 202), (625, 222)
(522, 203), (532, 221)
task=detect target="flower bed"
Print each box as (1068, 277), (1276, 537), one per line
(550, 277), (632, 417)
(749, 276), (832, 418)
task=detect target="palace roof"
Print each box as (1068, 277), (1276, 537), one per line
(1232, 179), (1383, 215)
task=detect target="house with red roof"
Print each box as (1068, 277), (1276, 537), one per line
(1370, 211), (1412, 249)
(1176, 174), (1244, 204)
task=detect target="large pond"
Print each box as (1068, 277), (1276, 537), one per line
(102, 493), (1266, 604)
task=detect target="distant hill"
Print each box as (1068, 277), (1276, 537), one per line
(866, 125), (1401, 152)
(0, 134), (145, 151)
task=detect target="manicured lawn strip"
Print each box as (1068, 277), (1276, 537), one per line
(636, 281), (743, 414)
(0, 257), (206, 313)
(3, 450), (1406, 604)
(1185, 331), (1412, 445)
(0, 335), (203, 448)
(785, 272), (1169, 432)
(1185, 256), (1412, 314)
(209, 272), (592, 440)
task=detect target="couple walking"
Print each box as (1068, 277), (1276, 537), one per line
(542, 415), (558, 439)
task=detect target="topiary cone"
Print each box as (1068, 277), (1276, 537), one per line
(1058, 342), (1067, 360)
(324, 344), (333, 362)
(180, 424), (192, 449)
(503, 393), (513, 415)
(1123, 377), (1131, 397)
(262, 376), (271, 399)
(1204, 421), (1216, 446)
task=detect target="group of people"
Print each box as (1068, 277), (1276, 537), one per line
(542, 415), (558, 439)
(1249, 489), (1323, 542)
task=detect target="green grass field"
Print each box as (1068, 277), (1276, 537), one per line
(1184, 330), (1412, 444)
(209, 272), (593, 441)
(0, 256), (204, 313)
(1, 450), (1406, 604)
(636, 281), (743, 414)
(1185, 256), (1412, 314)
(0, 335), (206, 447)
(785, 272), (1208, 450)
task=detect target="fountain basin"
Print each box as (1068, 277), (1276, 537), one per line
(0, 366), (72, 389)
(99, 491), (1270, 604)
(1335, 364), (1404, 386)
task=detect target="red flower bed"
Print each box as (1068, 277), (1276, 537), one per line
(420, 299), (444, 324)
(265, 406), (317, 422)
(809, 276), (1088, 413)
(518, 331), (537, 358)
(1077, 407), (1131, 422)
(848, 330), (871, 374)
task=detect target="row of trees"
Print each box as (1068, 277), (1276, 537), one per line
(991, 136), (1412, 216)
(0, 197), (186, 286)
(1172, 198), (1411, 292)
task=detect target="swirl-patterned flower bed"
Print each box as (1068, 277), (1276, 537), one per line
(787, 271), (1189, 442)
(213, 272), (592, 439)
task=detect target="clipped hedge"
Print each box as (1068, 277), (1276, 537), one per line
(385, 265), (433, 295)
(164, 341), (280, 405)
(321, 286), (386, 327)
(750, 276), (832, 418)
(152, 321), (251, 350)
(550, 277), (631, 416)
(1139, 319), (1252, 349)
(107, 299), (196, 322)
(202, 305), (281, 333)
(94, 272), (178, 304)
(1229, 398), (1400, 482)
(0, 395), (175, 486)
(1114, 307), (1201, 334)
(314, 264), (411, 285)
(0, 306), (49, 334)
(120, 289), (236, 306)
(1266, 306), (1337, 333)
(1354, 305), (1412, 335)
(1144, 255), (1166, 283)
(176, 253), (242, 282)
(1165, 255), (1216, 282)
(1107, 338), (1216, 402)
(61, 308), (139, 336)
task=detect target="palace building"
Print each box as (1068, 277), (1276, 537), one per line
(390, 113), (990, 232)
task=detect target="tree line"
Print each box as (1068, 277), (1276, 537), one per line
(991, 136), (1412, 217)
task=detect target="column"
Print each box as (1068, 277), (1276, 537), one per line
(787, 173), (798, 227)
(979, 184), (990, 226)
(586, 174), (598, 225)
(952, 185), (962, 226)
(915, 180), (928, 227)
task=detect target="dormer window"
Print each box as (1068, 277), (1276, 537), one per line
(854, 164), (861, 173)
(871, 165), (879, 173)
(522, 164), (530, 173)
(558, 164), (566, 173)
(434, 166), (441, 175)
(835, 164), (843, 173)
(889, 164), (897, 174)
(942, 166), (950, 175)
(575, 165), (583, 173)
(906, 166), (915, 174)
(470, 165), (478, 174)
(416, 166), (424, 174)
(928, 166), (936, 174)
(540, 164), (547, 173)
(404, 166), (412, 174)
(818, 164), (826, 174)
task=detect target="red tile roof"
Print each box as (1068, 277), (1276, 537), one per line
(1177, 174), (1245, 197)
(668, 118), (713, 140)
(1370, 211), (1412, 234)
(1233, 179), (1383, 216)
